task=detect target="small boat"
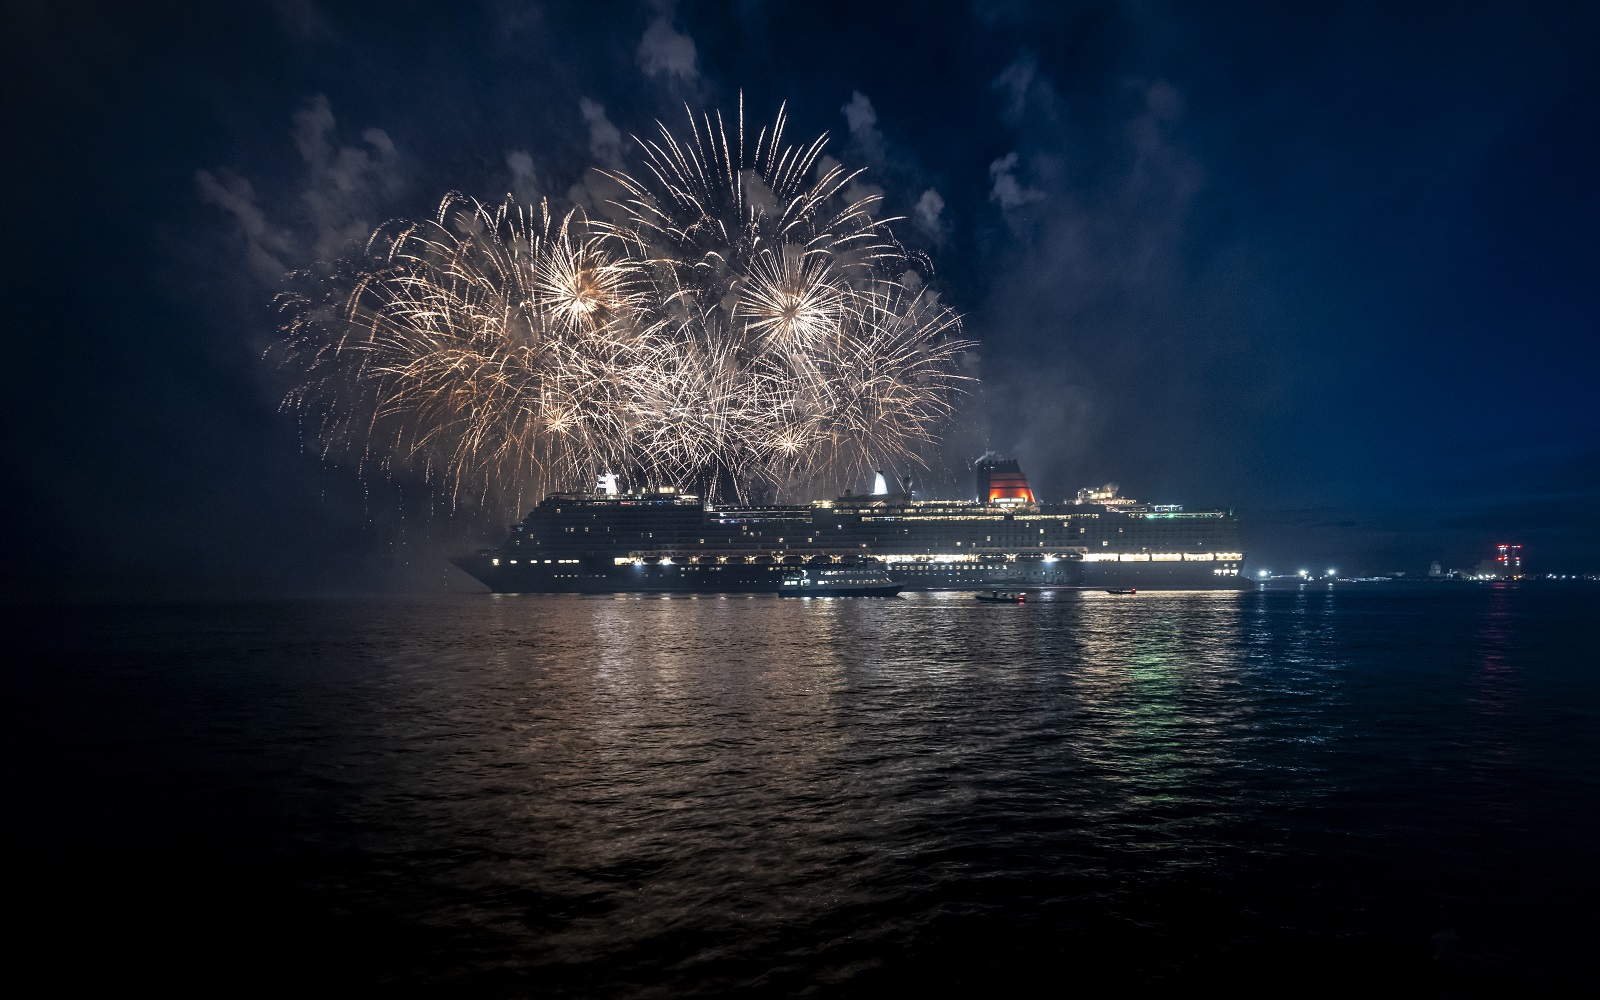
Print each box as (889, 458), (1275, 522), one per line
(1104, 588), (1137, 595)
(974, 591), (1025, 603)
(779, 567), (902, 597)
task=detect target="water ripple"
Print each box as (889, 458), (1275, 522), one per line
(8, 587), (1599, 993)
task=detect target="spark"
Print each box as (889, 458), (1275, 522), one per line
(275, 101), (975, 511)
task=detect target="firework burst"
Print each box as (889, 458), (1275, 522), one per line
(276, 100), (975, 511)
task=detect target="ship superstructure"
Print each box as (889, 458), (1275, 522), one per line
(451, 464), (1246, 593)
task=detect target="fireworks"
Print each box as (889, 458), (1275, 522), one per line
(275, 100), (974, 510)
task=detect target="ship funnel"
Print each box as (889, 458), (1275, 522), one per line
(974, 457), (1035, 504)
(872, 470), (889, 495)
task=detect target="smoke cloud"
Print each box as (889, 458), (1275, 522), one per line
(841, 90), (887, 167)
(194, 169), (296, 284)
(577, 97), (625, 169)
(988, 151), (1045, 210)
(913, 188), (947, 244)
(197, 94), (406, 282)
(974, 38), (1222, 500)
(272, 0), (337, 43)
(637, 2), (698, 82)
(505, 150), (541, 203)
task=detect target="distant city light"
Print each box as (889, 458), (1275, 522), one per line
(1326, 569), (1337, 577)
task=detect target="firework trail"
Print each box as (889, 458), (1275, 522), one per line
(276, 99), (974, 510)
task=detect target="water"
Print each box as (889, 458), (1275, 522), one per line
(8, 587), (1599, 993)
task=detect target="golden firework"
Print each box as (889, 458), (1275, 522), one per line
(275, 101), (975, 511)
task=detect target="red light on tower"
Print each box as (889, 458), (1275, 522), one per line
(1496, 544), (1523, 575)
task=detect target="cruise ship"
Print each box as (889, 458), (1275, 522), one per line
(450, 459), (1248, 593)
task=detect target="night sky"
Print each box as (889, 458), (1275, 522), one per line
(6, 0), (1597, 597)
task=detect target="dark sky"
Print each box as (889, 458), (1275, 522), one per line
(5, 0), (1597, 596)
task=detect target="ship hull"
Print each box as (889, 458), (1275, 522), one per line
(777, 585), (903, 597)
(451, 554), (1247, 594)
(451, 555), (799, 594)
(1079, 561), (1249, 590)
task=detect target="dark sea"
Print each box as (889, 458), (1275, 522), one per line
(8, 586), (1599, 995)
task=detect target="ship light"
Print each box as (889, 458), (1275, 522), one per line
(491, 558), (500, 566)
(1259, 570), (1270, 578)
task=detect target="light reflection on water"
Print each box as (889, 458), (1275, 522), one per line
(12, 587), (1600, 993)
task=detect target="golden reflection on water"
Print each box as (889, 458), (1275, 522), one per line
(352, 589), (1364, 964)
(104, 586), (1579, 991)
(482, 594), (871, 955)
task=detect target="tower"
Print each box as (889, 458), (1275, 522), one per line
(1496, 544), (1523, 577)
